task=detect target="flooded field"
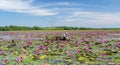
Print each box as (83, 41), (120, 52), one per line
(0, 30), (120, 65)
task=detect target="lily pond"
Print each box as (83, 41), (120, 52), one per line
(0, 30), (120, 65)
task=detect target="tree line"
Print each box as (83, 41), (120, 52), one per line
(0, 25), (120, 31)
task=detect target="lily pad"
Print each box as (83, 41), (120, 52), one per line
(23, 56), (33, 63)
(78, 57), (86, 61)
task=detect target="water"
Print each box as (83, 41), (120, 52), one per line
(0, 35), (13, 40)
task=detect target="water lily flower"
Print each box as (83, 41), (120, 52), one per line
(4, 59), (8, 63)
(35, 49), (40, 55)
(102, 53), (106, 58)
(19, 54), (25, 59)
(75, 42), (79, 47)
(16, 54), (25, 63)
(85, 47), (89, 51)
(66, 50), (69, 54)
(16, 58), (22, 63)
(0, 51), (6, 55)
(38, 45), (43, 49)
(87, 44), (91, 47)
(77, 50), (81, 53)
(43, 47), (46, 51)
(42, 63), (45, 65)
(109, 46), (113, 48)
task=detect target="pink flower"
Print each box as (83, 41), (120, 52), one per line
(43, 47), (46, 51)
(87, 44), (91, 47)
(35, 49), (40, 55)
(38, 45), (43, 49)
(75, 42), (79, 47)
(0, 51), (6, 55)
(109, 46), (113, 48)
(77, 50), (81, 53)
(66, 50), (69, 54)
(16, 54), (25, 63)
(16, 58), (22, 63)
(19, 54), (25, 59)
(97, 58), (101, 61)
(4, 59), (8, 63)
(85, 47), (89, 51)
(42, 63), (45, 65)
(102, 53), (106, 58)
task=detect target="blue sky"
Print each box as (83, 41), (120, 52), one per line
(0, 0), (120, 28)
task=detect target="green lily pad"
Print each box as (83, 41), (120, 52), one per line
(78, 57), (86, 61)
(23, 56), (33, 63)
(114, 59), (120, 63)
(1, 46), (8, 50)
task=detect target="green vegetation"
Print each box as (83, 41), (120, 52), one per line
(0, 25), (120, 31)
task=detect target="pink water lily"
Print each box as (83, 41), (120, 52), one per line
(66, 50), (69, 54)
(97, 58), (101, 61)
(109, 46), (113, 48)
(42, 63), (45, 65)
(16, 58), (22, 63)
(85, 47), (89, 51)
(38, 45), (43, 49)
(4, 59), (8, 63)
(35, 49), (40, 55)
(0, 51), (6, 56)
(75, 42), (79, 47)
(102, 53), (106, 58)
(77, 50), (81, 53)
(87, 44), (91, 47)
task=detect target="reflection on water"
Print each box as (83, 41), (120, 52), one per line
(0, 35), (13, 40)
(0, 35), (42, 41)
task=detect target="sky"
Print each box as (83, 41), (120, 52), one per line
(0, 0), (120, 28)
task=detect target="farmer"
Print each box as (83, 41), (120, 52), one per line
(61, 32), (68, 41)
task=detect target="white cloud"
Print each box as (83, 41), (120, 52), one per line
(0, 0), (57, 16)
(55, 11), (120, 28)
(39, 2), (75, 7)
(73, 11), (120, 23)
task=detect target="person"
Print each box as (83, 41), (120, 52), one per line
(62, 32), (68, 41)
